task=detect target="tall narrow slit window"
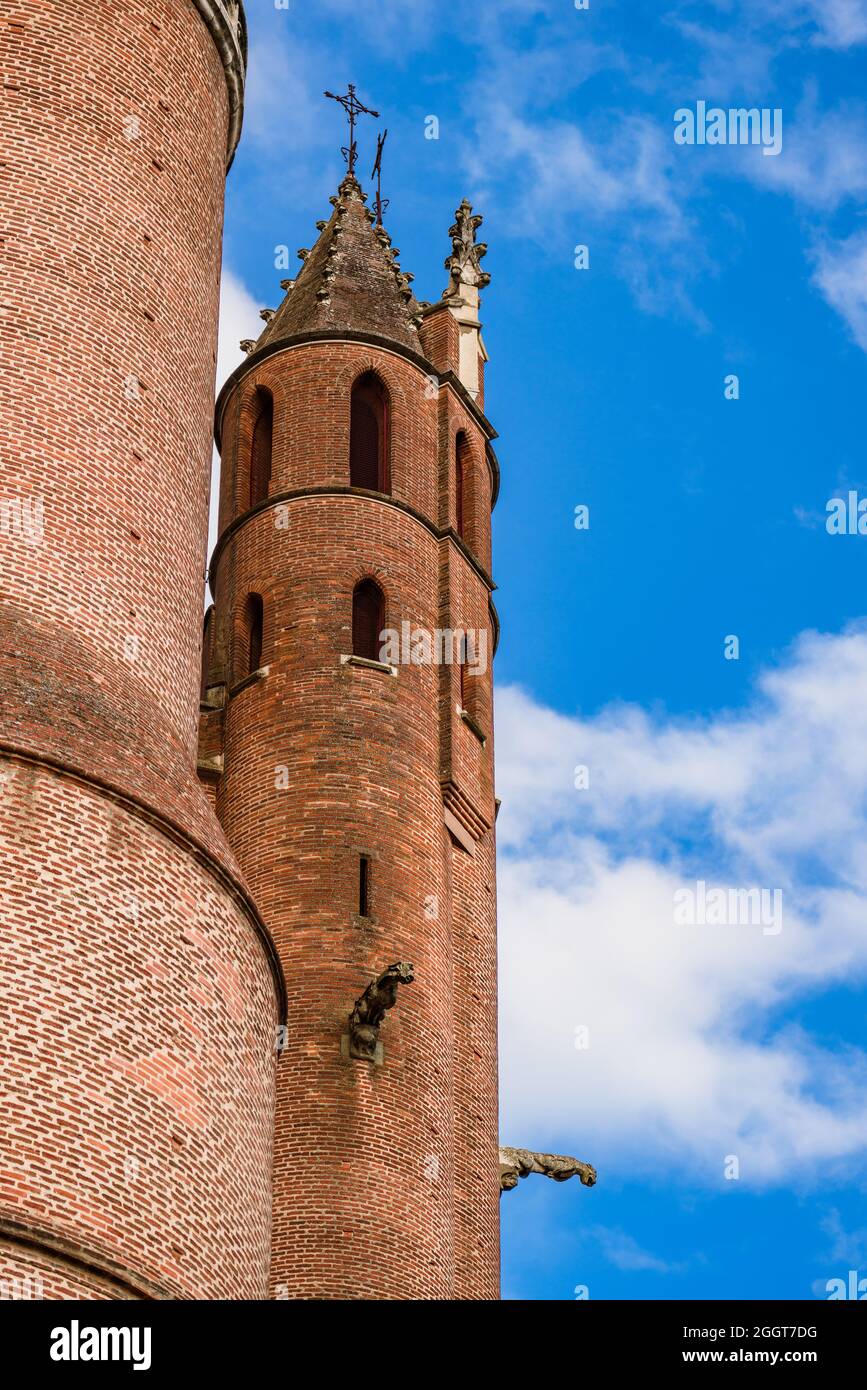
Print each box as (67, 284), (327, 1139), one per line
(249, 388), (273, 509)
(350, 372), (388, 492)
(359, 855), (371, 917)
(352, 578), (385, 663)
(245, 593), (263, 677)
(455, 432), (472, 542)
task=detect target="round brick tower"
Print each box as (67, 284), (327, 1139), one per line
(0, 2), (284, 1299)
(204, 174), (501, 1298)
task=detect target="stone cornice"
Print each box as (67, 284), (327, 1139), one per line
(208, 486), (497, 599)
(192, 1), (248, 168)
(0, 1215), (171, 1300)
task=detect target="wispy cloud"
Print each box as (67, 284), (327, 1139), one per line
(812, 226), (867, 351)
(683, 0), (867, 54)
(773, 0), (867, 50)
(588, 1225), (684, 1273)
(819, 1207), (867, 1265)
(206, 269), (262, 577)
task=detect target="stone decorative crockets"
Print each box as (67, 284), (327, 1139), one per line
(443, 198), (491, 300)
(438, 198), (490, 401)
(498, 1146), (597, 1194)
(348, 962), (415, 1061)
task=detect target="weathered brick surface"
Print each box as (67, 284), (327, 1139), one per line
(0, 0), (227, 751)
(419, 306), (460, 379)
(0, 1), (280, 1299)
(0, 1245), (119, 1301)
(0, 759), (279, 1300)
(207, 336), (500, 1298)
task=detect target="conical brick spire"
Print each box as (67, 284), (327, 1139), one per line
(254, 172), (423, 354)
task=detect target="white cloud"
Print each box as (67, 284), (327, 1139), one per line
(794, 0), (867, 49)
(820, 1207), (867, 1265)
(587, 1225), (683, 1273)
(741, 98), (867, 211)
(205, 269), (263, 588)
(216, 267), (262, 397)
(812, 227), (867, 352)
(696, 0), (867, 52)
(497, 625), (867, 1186)
(671, 17), (783, 94)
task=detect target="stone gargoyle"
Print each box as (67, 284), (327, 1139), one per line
(348, 961), (414, 1061)
(499, 1146), (597, 1194)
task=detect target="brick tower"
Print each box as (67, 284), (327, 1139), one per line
(202, 172), (501, 1298)
(0, 2), (284, 1299)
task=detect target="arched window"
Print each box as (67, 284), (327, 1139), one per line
(352, 578), (385, 663)
(249, 388), (273, 509)
(244, 593), (264, 677)
(350, 373), (388, 492)
(455, 432), (472, 541)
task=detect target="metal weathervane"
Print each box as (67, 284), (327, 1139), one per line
(371, 129), (389, 226)
(324, 83), (379, 176)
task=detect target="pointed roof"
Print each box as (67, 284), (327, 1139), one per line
(252, 172), (423, 355)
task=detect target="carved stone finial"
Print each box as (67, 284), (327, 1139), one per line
(348, 962), (414, 1061)
(239, 338), (256, 354)
(498, 1146), (597, 1194)
(280, 278), (295, 291)
(259, 308), (275, 322)
(443, 198), (490, 299)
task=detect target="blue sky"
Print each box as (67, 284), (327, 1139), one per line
(217, 0), (867, 1299)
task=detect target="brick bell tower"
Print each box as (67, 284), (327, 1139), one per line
(0, 2), (284, 1300)
(202, 171), (501, 1298)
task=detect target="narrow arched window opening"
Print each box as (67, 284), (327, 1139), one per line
(359, 855), (371, 917)
(245, 593), (263, 677)
(249, 389), (273, 509)
(455, 432), (472, 541)
(350, 373), (388, 492)
(352, 578), (385, 663)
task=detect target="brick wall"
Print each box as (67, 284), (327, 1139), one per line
(0, 759), (279, 1299)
